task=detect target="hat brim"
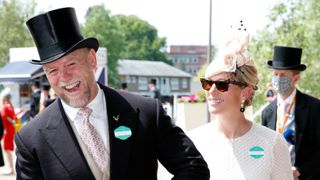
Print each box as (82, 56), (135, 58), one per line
(267, 60), (306, 71)
(30, 37), (99, 65)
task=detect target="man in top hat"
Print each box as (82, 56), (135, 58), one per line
(39, 84), (51, 112)
(262, 46), (320, 180)
(14, 7), (209, 180)
(148, 79), (161, 100)
(30, 81), (41, 118)
(120, 82), (128, 92)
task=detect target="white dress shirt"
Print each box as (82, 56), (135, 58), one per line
(277, 89), (297, 165)
(61, 85), (109, 147)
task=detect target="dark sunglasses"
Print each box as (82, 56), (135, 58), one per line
(200, 78), (247, 92)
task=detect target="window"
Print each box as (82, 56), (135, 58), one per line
(138, 77), (148, 90)
(188, 47), (196, 53)
(182, 78), (188, 89)
(193, 68), (197, 74)
(126, 75), (131, 83)
(171, 78), (179, 90)
(131, 76), (136, 83)
(194, 58), (198, 63)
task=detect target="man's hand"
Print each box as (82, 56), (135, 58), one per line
(292, 166), (300, 177)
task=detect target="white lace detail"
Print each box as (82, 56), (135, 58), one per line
(188, 122), (293, 180)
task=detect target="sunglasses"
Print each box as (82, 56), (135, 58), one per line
(200, 78), (247, 92)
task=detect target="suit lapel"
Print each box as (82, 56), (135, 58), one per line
(40, 99), (93, 179)
(102, 86), (136, 179)
(294, 90), (308, 153)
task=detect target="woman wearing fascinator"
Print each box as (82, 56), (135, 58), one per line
(189, 21), (293, 179)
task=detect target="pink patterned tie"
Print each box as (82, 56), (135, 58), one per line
(77, 107), (107, 172)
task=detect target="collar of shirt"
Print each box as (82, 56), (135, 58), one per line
(61, 84), (105, 122)
(61, 84), (109, 146)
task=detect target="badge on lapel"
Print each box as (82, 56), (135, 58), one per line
(114, 126), (132, 140)
(113, 115), (120, 122)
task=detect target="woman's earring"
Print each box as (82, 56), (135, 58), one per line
(240, 100), (245, 112)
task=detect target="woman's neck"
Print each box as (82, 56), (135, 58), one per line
(216, 114), (252, 139)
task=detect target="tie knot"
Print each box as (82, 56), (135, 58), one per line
(77, 107), (92, 120)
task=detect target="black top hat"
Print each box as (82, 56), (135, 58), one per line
(149, 79), (157, 85)
(267, 46), (306, 71)
(26, 7), (99, 65)
(42, 84), (50, 91)
(121, 82), (127, 89)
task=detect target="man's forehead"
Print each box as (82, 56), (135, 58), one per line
(273, 69), (294, 74)
(43, 49), (86, 67)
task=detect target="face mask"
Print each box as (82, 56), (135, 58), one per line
(271, 76), (292, 95)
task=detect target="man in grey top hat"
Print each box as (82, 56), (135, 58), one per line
(262, 46), (320, 180)
(14, 7), (209, 180)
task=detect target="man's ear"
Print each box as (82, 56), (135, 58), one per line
(88, 48), (97, 71)
(293, 74), (301, 85)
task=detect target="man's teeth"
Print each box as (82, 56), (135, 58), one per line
(64, 81), (80, 90)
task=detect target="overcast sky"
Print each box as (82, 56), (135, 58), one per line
(35, 0), (279, 46)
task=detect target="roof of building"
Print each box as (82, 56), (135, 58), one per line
(0, 61), (43, 84)
(118, 60), (192, 77)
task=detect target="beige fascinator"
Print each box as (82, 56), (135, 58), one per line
(205, 21), (255, 78)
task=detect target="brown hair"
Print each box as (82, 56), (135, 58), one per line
(234, 64), (259, 107)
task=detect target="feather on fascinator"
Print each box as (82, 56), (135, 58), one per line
(205, 21), (255, 78)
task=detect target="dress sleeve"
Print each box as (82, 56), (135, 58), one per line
(271, 133), (293, 180)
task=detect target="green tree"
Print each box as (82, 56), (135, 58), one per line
(249, 0), (320, 121)
(0, 0), (35, 66)
(113, 14), (169, 64)
(82, 5), (169, 86)
(82, 5), (125, 86)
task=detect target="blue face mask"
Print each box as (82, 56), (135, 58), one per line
(271, 76), (292, 95)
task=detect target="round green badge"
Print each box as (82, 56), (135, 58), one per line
(114, 126), (132, 140)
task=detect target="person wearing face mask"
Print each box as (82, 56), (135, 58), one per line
(262, 46), (320, 180)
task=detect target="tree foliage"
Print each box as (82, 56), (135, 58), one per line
(113, 15), (169, 64)
(249, 0), (320, 119)
(82, 5), (169, 86)
(0, 0), (36, 66)
(82, 5), (124, 86)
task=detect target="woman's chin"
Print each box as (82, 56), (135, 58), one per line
(208, 107), (222, 115)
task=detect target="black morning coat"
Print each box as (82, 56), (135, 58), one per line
(262, 90), (320, 180)
(15, 84), (210, 180)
